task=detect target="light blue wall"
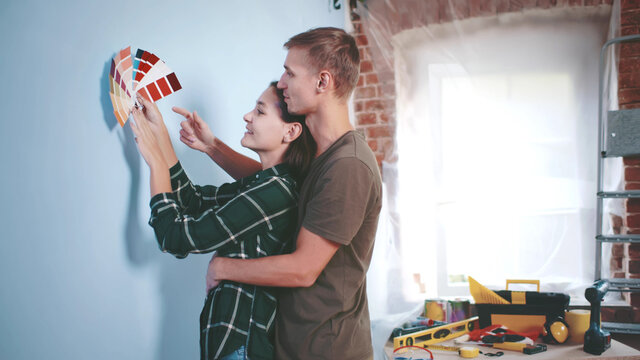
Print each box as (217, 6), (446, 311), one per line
(0, 1), (344, 359)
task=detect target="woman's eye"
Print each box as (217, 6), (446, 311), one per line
(257, 109), (265, 115)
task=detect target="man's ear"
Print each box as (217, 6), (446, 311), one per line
(316, 71), (331, 93)
(283, 122), (303, 144)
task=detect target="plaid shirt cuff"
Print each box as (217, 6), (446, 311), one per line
(148, 192), (179, 226)
(169, 161), (190, 191)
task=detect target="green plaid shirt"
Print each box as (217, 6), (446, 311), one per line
(149, 162), (298, 360)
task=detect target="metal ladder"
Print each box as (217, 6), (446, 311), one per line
(595, 34), (640, 335)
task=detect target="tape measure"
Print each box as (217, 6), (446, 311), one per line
(460, 347), (480, 358)
(425, 345), (480, 358)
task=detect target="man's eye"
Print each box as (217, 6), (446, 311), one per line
(257, 109), (265, 115)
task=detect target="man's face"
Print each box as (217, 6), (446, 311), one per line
(277, 48), (318, 115)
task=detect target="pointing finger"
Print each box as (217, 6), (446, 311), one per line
(172, 106), (192, 118)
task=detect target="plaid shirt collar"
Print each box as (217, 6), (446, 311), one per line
(238, 163), (292, 185)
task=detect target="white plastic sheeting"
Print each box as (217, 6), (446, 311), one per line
(359, 2), (621, 359)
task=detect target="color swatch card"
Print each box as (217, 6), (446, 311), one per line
(109, 46), (182, 126)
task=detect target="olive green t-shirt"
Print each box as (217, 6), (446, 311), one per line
(275, 130), (383, 360)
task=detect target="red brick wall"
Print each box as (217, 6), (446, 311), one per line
(351, 13), (396, 169)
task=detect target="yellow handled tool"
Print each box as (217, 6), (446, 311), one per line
(425, 344), (480, 358)
(493, 342), (527, 352)
(493, 342), (547, 354)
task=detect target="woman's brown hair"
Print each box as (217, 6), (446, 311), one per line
(269, 81), (316, 181)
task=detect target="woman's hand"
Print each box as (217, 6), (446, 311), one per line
(130, 108), (172, 196)
(135, 95), (179, 166)
(172, 107), (216, 154)
(136, 95), (167, 137)
(130, 107), (166, 170)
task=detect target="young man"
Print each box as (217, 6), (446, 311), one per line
(181, 27), (382, 359)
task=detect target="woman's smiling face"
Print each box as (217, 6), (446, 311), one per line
(241, 86), (288, 154)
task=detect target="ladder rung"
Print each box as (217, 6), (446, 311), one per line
(597, 235), (640, 243)
(602, 322), (640, 334)
(598, 191), (640, 198)
(602, 278), (640, 291)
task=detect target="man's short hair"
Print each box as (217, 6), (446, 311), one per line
(285, 27), (360, 100)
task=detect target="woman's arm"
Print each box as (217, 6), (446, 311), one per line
(168, 161), (242, 215)
(173, 107), (261, 179)
(148, 175), (297, 258)
(130, 107), (172, 196)
(133, 96), (248, 212)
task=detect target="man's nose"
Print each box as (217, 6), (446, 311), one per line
(277, 74), (286, 89)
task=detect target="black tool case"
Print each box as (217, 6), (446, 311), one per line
(476, 282), (570, 333)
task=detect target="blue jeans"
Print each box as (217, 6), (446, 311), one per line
(220, 346), (246, 360)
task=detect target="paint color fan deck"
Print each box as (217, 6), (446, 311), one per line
(109, 46), (182, 126)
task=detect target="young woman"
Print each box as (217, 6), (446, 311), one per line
(130, 82), (315, 360)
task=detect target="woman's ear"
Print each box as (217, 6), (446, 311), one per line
(283, 122), (302, 144)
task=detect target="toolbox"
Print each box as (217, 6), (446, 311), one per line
(475, 280), (570, 333)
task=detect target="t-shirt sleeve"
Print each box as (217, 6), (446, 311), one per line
(302, 157), (376, 246)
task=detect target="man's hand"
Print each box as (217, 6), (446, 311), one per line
(172, 107), (216, 155)
(206, 253), (220, 293)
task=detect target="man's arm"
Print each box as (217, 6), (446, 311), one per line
(204, 137), (262, 180)
(209, 226), (340, 288)
(173, 106), (261, 179)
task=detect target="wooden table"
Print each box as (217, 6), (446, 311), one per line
(384, 340), (640, 360)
